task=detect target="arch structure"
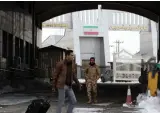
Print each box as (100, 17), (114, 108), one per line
(0, 1), (160, 67)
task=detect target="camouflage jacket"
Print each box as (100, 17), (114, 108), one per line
(85, 65), (100, 82)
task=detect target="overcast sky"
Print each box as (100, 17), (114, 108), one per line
(109, 31), (140, 61)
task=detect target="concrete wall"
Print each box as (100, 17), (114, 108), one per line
(72, 10), (110, 67)
(140, 31), (153, 56)
(72, 9), (110, 78)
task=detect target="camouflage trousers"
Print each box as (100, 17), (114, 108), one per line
(86, 82), (97, 101)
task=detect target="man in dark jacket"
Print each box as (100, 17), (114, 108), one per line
(52, 50), (81, 113)
(139, 64), (148, 94)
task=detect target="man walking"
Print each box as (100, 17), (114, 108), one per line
(85, 57), (100, 104)
(52, 50), (81, 113)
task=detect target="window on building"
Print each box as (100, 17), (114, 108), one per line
(2, 31), (7, 58)
(25, 41), (29, 64)
(8, 33), (13, 67)
(29, 43), (33, 67)
(20, 39), (23, 63)
(15, 37), (20, 57)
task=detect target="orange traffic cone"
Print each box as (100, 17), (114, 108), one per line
(126, 85), (132, 105)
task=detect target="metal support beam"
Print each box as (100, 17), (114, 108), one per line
(31, 1), (35, 68)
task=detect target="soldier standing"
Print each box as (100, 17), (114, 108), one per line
(85, 57), (100, 104)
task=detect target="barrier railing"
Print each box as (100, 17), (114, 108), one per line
(113, 53), (141, 83)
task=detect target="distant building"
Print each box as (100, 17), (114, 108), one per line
(42, 8), (156, 78)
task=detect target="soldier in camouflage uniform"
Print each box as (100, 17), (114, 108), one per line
(85, 57), (100, 104)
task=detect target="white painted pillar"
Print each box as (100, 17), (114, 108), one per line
(135, 14), (138, 25)
(72, 12), (81, 66)
(123, 12), (125, 25)
(119, 12), (121, 25)
(131, 14), (134, 25)
(98, 5), (102, 24)
(151, 20), (158, 61)
(127, 13), (130, 25)
(113, 53), (116, 82)
(101, 10), (110, 66)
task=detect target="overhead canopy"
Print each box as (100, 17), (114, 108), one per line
(34, 1), (160, 22)
(0, 1), (160, 23)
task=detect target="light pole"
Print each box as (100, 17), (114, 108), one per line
(114, 40), (124, 57)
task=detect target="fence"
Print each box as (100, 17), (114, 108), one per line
(113, 53), (141, 83)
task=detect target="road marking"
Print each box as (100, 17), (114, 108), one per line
(123, 111), (140, 113)
(93, 102), (113, 106)
(73, 108), (104, 113)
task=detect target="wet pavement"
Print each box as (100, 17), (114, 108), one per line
(0, 100), (140, 113)
(0, 101), (141, 113)
(0, 93), (142, 113)
(0, 84), (142, 113)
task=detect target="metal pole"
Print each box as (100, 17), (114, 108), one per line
(32, 1), (35, 68)
(113, 53), (116, 82)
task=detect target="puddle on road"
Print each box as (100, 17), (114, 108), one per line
(123, 111), (140, 113)
(73, 108), (104, 113)
(93, 102), (113, 106)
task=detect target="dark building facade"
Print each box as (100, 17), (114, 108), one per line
(0, 3), (42, 89)
(0, 3), (41, 70)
